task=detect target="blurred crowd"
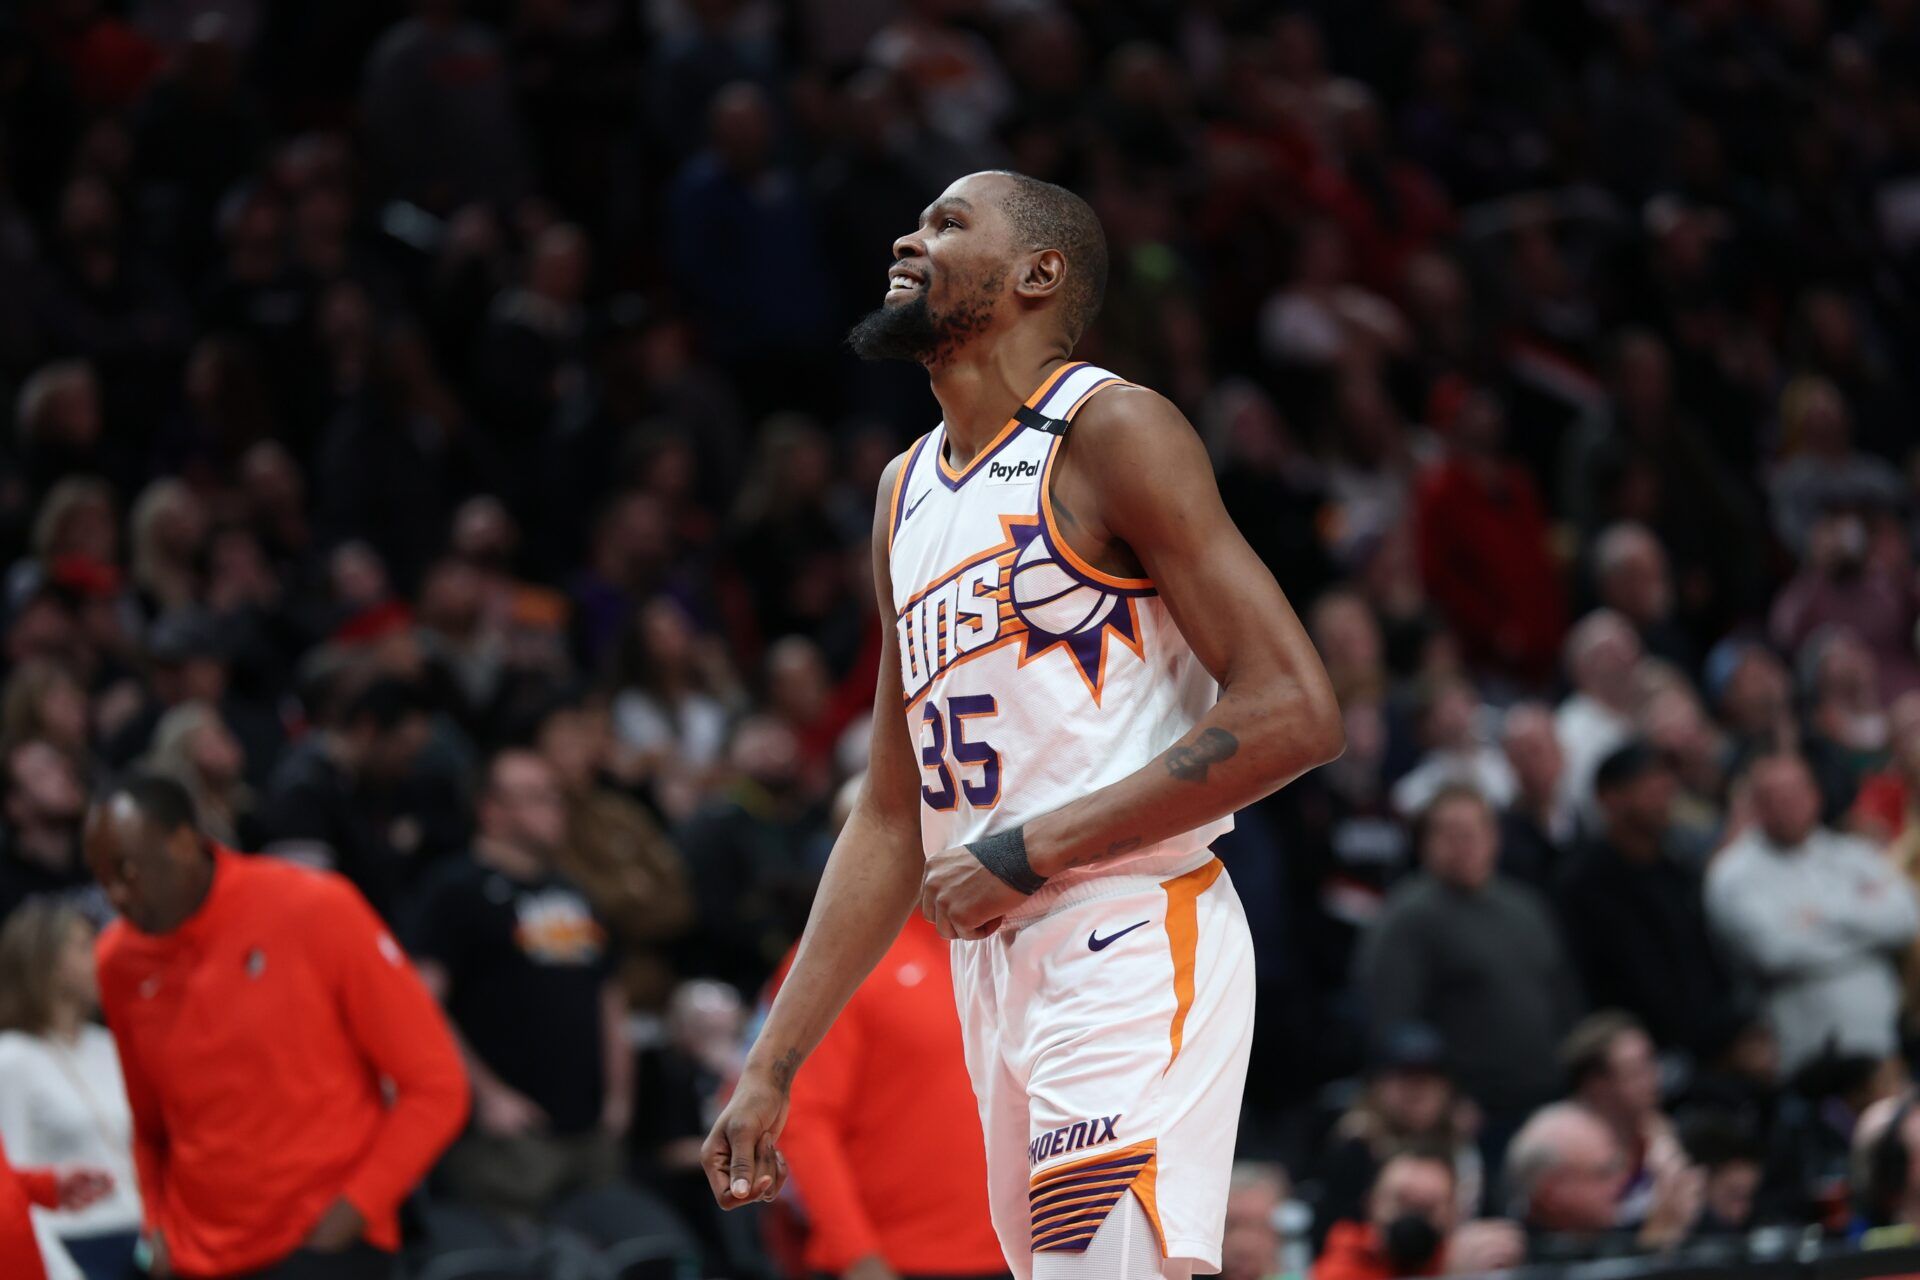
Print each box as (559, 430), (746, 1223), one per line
(0, 0), (1918, 1277)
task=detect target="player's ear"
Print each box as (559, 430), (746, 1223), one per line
(1016, 247), (1067, 303)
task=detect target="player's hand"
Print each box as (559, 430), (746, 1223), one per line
(142, 1230), (172, 1278)
(921, 844), (1024, 940)
(304, 1197), (366, 1252)
(701, 1069), (791, 1209)
(55, 1167), (112, 1211)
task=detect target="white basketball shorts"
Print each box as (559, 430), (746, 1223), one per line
(950, 855), (1256, 1277)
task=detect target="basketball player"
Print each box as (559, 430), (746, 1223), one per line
(702, 171), (1343, 1280)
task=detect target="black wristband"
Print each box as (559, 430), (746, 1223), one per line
(966, 825), (1047, 896)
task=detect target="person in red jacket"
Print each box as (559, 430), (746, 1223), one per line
(1314, 1151), (1520, 1280)
(0, 1132), (111, 1280)
(772, 909), (1009, 1280)
(1412, 380), (1567, 686)
(84, 772), (470, 1279)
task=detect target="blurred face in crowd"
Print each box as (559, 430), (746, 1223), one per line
(1371, 1154), (1457, 1236)
(538, 704), (609, 794)
(1705, 1159), (1760, 1230)
(84, 795), (209, 936)
(1750, 754), (1822, 848)
(1568, 612), (1642, 709)
(1421, 792), (1498, 891)
(1599, 526), (1672, 626)
(1721, 647), (1790, 736)
(709, 82), (773, 175)
(5, 740), (85, 863)
(1218, 1225), (1280, 1280)
(1529, 1112), (1626, 1232)
(362, 711), (430, 784)
(1501, 704), (1563, 803)
(1419, 680), (1478, 752)
(187, 714), (245, 789)
(1583, 1028), (1661, 1125)
(1373, 1067), (1453, 1136)
(766, 637), (830, 726)
(1613, 334), (1671, 425)
(1597, 763), (1675, 844)
(1310, 592), (1384, 689)
(480, 751), (568, 860)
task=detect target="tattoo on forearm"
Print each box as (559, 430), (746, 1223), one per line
(1164, 728), (1239, 782)
(1062, 833), (1142, 873)
(770, 1048), (801, 1093)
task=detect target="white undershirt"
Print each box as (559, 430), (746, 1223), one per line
(0, 1025), (144, 1260)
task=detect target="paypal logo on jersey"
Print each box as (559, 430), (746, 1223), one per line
(985, 458), (1040, 485)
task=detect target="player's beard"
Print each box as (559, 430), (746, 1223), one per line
(847, 290), (941, 362)
(847, 268), (1002, 366)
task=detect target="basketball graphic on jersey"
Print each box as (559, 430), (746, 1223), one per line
(1008, 533), (1117, 636)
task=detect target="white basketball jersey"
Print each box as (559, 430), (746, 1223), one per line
(885, 362), (1231, 914)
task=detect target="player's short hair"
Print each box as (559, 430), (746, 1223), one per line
(989, 171), (1108, 343)
(100, 770), (201, 834)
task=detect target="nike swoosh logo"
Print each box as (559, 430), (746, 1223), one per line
(1088, 920), (1151, 951)
(903, 490), (930, 523)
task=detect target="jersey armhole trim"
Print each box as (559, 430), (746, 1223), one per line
(888, 433), (932, 549)
(1039, 429), (1157, 595)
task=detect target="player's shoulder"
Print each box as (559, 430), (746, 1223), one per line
(1065, 381), (1200, 457)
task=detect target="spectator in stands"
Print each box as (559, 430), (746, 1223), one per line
(0, 902), (140, 1280)
(1358, 786), (1582, 1161)
(1593, 522), (1696, 674)
(1560, 1013), (1681, 1228)
(611, 597), (740, 815)
(1853, 1091), (1920, 1233)
(534, 695), (693, 1012)
(1555, 743), (1729, 1053)
(413, 749), (632, 1217)
(1772, 512), (1920, 701)
(1317, 1023), (1482, 1230)
(676, 716), (823, 995)
(87, 773), (467, 1279)
(0, 740), (96, 925)
(1313, 1149), (1522, 1280)
(1388, 677), (1515, 820)
(1496, 702), (1573, 890)
(1504, 1104), (1702, 1260)
(0, 661), (90, 765)
(1677, 1114), (1764, 1236)
(1412, 382), (1566, 685)
(1707, 752), (1919, 1075)
(359, 0), (530, 212)
(1556, 610), (1644, 818)
(260, 675), (467, 923)
(1223, 1163), (1289, 1280)
(140, 700), (256, 849)
(775, 902), (1007, 1280)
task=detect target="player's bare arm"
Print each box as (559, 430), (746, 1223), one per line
(919, 385), (1343, 939)
(699, 454), (927, 1210)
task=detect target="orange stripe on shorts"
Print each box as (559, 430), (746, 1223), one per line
(1160, 857), (1223, 1073)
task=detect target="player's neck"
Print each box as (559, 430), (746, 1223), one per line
(928, 336), (1071, 468)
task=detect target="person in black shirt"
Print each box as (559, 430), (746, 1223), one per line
(0, 739), (105, 925)
(259, 675), (467, 924)
(1554, 741), (1730, 1055)
(413, 748), (632, 1217)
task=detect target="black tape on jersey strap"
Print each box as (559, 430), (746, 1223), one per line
(1014, 405), (1070, 435)
(966, 825), (1048, 896)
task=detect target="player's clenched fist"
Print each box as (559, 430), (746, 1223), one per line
(921, 842), (1027, 940)
(701, 1070), (791, 1209)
